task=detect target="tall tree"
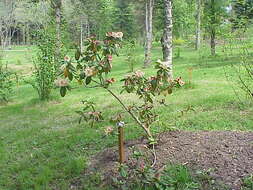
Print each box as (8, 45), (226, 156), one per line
(0, 0), (17, 49)
(114, 0), (135, 39)
(203, 0), (227, 56)
(232, 0), (253, 29)
(161, 0), (173, 78)
(144, 0), (154, 67)
(195, 0), (201, 50)
(51, 0), (62, 63)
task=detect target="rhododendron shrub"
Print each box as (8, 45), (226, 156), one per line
(57, 32), (181, 139)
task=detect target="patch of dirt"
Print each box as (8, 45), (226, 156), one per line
(88, 130), (253, 190)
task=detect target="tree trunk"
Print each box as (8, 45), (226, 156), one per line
(55, 0), (62, 63)
(80, 19), (83, 52)
(144, 0), (154, 67)
(86, 17), (90, 38)
(26, 24), (30, 45)
(161, 0), (173, 79)
(23, 25), (26, 45)
(210, 0), (216, 56)
(210, 28), (216, 56)
(195, 0), (201, 50)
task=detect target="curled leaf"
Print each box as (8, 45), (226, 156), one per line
(60, 87), (67, 97)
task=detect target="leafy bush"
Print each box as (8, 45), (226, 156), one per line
(0, 63), (16, 102)
(57, 32), (183, 139)
(111, 147), (199, 190)
(28, 30), (56, 101)
(173, 39), (185, 59)
(124, 40), (139, 72)
(241, 174), (253, 190)
(225, 43), (253, 101)
(173, 38), (186, 46)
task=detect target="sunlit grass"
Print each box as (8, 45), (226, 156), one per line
(0, 44), (252, 189)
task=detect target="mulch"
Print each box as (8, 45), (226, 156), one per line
(88, 130), (253, 190)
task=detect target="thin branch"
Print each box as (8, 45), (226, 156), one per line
(105, 88), (152, 138)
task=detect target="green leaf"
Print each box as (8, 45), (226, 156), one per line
(75, 49), (81, 60)
(68, 72), (73, 81)
(79, 72), (86, 79)
(119, 166), (128, 178)
(147, 95), (153, 103)
(168, 88), (173, 95)
(60, 87), (67, 97)
(85, 77), (92, 85)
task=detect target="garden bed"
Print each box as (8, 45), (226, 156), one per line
(89, 130), (253, 190)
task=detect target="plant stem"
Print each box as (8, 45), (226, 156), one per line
(106, 88), (152, 138)
(91, 78), (152, 138)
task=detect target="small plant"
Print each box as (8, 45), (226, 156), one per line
(57, 32), (180, 139)
(76, 100), (104, 127)
(225, 42), (253, 101)
(27, 30), (57, 101)
(0, 63), (16, 102)
(175, 47), (181, 59)
(173, 38), (185, 46)
(112, 147), (200, 190)
(124, 41), (139, 72)
(241, 174), (253, 190)
(173, 38), (185, 59)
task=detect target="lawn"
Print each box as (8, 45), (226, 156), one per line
(0, 44), (252, 189)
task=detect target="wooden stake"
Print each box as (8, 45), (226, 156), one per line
(118, 126), (125, 163)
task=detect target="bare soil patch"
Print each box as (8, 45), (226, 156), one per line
(89, 130), (253, 190)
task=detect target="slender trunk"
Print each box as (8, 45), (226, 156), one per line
(210, 28), (216, 56)
(161, 0), (173, 79)
(86, 17), (90, 38)
(8, 28), (12, 47)
(55, 0), (62, 63)
(210, 0), (215, 56)
(26, 24), (30, 45)
(23, 25), (26, 45)
(144, 0), (154, 67)
(80, 19), (83, 52)
(17, 29), (20, 45)
(195, 0), (201, 50)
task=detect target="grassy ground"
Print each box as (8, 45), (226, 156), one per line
(0, 44), (252, 189)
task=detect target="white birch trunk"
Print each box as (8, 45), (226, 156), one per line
(144, 0), (154, 67)
(195, 0), (201, 50)
(161, 0), (173, 79)
(80, 19), (83, 52)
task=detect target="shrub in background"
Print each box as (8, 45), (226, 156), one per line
(173, 38), (185, 59)
(27, 30), (56, 101)
(124, 40), (139, 72)
(0, 63), (16, 102)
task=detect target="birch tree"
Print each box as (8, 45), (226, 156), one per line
(161, 0), (173, 78)
(144, 0), (154, 67)
(195, 0), (201, 50)
(51, 0), (62, 63)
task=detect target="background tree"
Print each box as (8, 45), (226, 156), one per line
(51, 0), (63, 63)
(161, 0), (173, 78)
(232, 0), (253, 29)
(195, 0), (202, 50)
(203, 0), (227, 56)
(0, 0), (17, 49)
(144, 0), (154, 67)
(113, 0), (136, 39)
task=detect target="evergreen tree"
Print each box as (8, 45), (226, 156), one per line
(232, 0), (253, 28)
(114, 0), (135, 39)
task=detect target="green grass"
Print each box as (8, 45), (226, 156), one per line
(0, 44), (253, 189)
